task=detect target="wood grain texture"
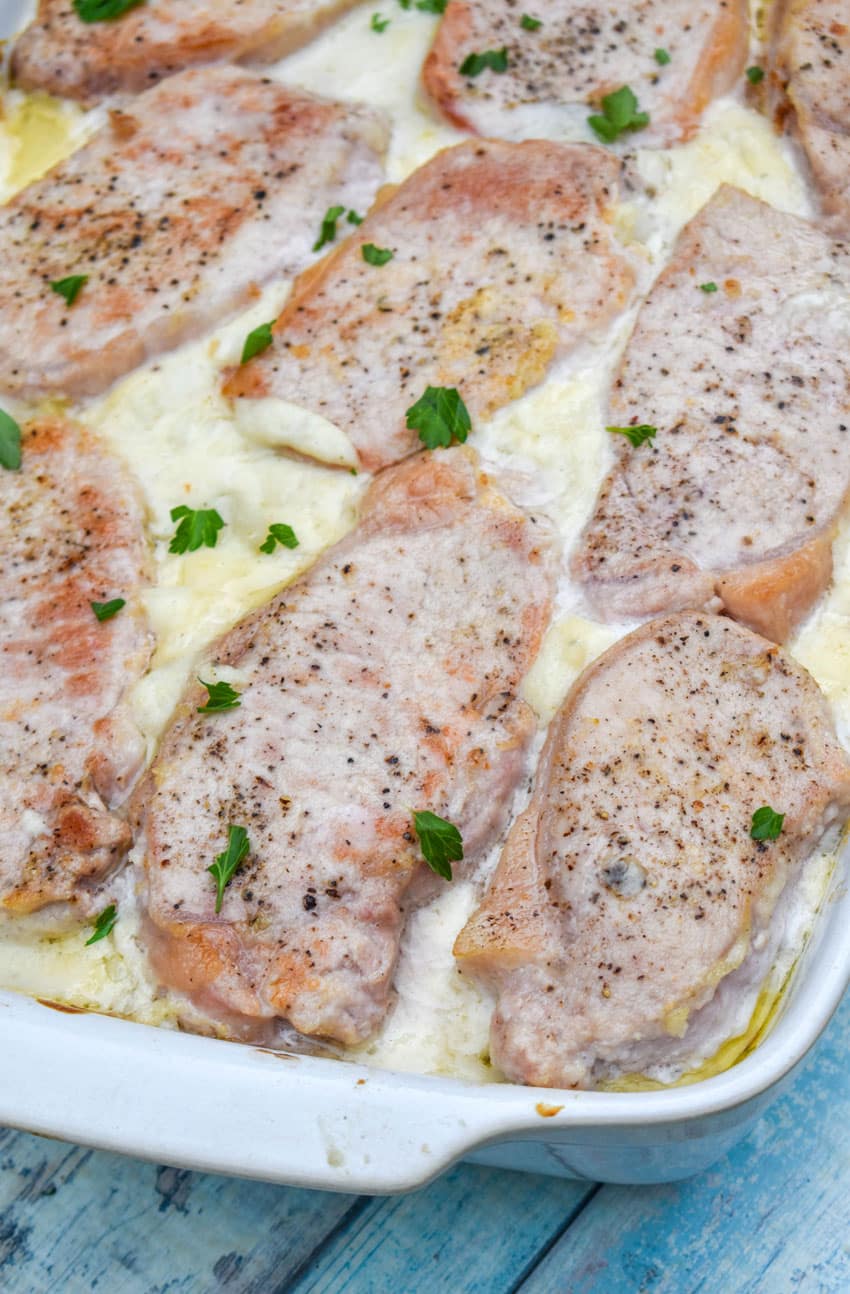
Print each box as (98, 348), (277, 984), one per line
(0, 990), (847, 1293)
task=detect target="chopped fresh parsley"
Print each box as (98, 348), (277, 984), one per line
(169, 505), (225, 555)
(50, 274), (88, 306)
(197, 679), (242, 713)
(654, 48), (671, 65)
(699, 281), (719, 293)
(362, 243), (394, 266)
(91, 598), (125, 622)
(313, 204), (346, 252)
(208, 825), (251, 913)
(746, 65), (765, 85)
(460, 47), (509, 77)
(521, 14), (542, 30)
(240, 320), (275, 364)
(416, 0), (447, 11)
(259, 523), (299, 554)
(413, 810), (463, 882)
(0, 409), (21, 471)
(73, 0), (144, 22)
(405, 386), (471, 450)
(606, 423), (657, 448)
(588, 85), (649, 143)
(371, 12), (390, 30)
(347, 209), (364, 225)
(86, 904), (118, 946)
(750, 806), (784, 841)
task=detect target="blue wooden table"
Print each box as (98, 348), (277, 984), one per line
(1, 991), (848, 1292)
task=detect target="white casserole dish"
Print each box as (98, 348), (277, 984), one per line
(1, 843), (846, 1191)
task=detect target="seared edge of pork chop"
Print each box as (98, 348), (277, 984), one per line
(0, 416), (153, 916)
(135, 448), (557, 1045)
(11, 0), (362, 105)
(455, 611), (850, 1088)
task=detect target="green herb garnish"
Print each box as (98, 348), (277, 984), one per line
(521, 14), (542, 30)
(86, 904), (118, 946)
(313, 204), (346, 252)
(746, 66), (764, 85)
(0, 409), (21, 471)
(50, 274), (88, 306)
(208, 825), (251, 913)
(750, 806), (784, 841)
(259, 523), (299, 554)
(413, 810), (463, 881)
(405, 386), (471, 450)
(699, 282), (718, 293)
(197, 679), (242, 713)
(371, 12), (390, 30)
(91, 598), (125, 622)
(460, 48), (509, 77)
(240, 321), (275, 364)
(606, 424), (657, 448)
(169, 506), (225, 555)
(73, 0), (144, 22)
(362, 243), (393, 266)
(416, 0), (447, 11)
(588, 85), (649, 143)
(654, 48), (671, 65)
(347, 209), (364, 225)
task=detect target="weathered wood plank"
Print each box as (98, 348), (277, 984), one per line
(289, 1164), (593, 1294)
(518, 991), (850, 1294)
(0, 1133), (355, 1294)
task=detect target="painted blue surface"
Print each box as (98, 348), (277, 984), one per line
(1, 991), (848, 1293)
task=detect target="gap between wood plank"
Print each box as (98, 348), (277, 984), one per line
(509, 1182), (604, 1293)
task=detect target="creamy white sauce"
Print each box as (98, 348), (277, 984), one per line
(0, 1), (845, 1085)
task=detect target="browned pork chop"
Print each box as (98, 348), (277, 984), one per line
(136, 448), (556, 1045)
(225, 139), (635, 471)
(12, 0), (360, 105)
(572, 185), (850, 643)
(0, 417), (152, 916)
(455, 612), (850, 1089)
(0, 66), (387, 400)
(768, 0), (850, 235)
(423, 0), (748, 145)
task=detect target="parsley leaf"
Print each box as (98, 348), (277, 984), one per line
(413, 810), (463, 881)
(347, 209), (364, 225)
(259, 522), (299, 554)
(460, 47), (509, 77)
(362, 243), (393, 266)
(588, 85), (649, 143)
(750, 806), (784, 841)
(169, 505), (225, 554)
(208, 825), (251, 913)
(405, 386), (471, 450)
(0, 409), (22, 471)
(241, 320), (275, 364)
(91, 598), (125, 622)
(197, 679), (242, 713)
(607, 423), (657, 448)
(86, 904), (118, 946)
(417, 0), (446, 11)
(520, 14), (542, 30)
(746, 65), (764, 85)
(699, 281), (718, 293)
(654, 47), (671, 65)
(371, 12), (390, 30)
(313, 204), (346, 252)
(51, 274), (88, 306)
(73, 0), (144, 22)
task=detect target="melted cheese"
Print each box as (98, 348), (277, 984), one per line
(0, 1), (842, 1084)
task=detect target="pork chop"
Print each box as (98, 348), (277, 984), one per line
(422, 0), (748, 145)
(572, 185), (850, 644)
(455, 612), (850, 1089)
(768, 0), (850, 235)
(225, 139), (635, 472)
(136, 448), (556, 1045)
(11, 0), (361, 106)
(0, 66), (388, 400)
(0, 417), (152, 916)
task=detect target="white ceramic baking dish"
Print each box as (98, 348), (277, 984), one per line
(1, 842), (846, 1192)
